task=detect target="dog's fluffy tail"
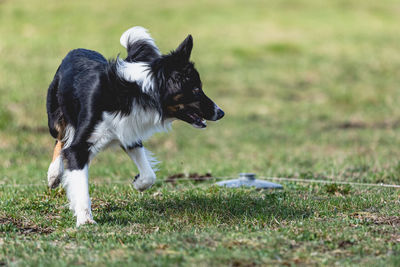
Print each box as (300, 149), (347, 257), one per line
(120, 26), (161, 63)
(120, 26), (155, 48)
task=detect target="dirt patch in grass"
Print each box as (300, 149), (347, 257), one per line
(350, 212), (400, 226)
(188, 172), (213, 181)
(166, 173), (185, 180)
(338, 240), (355, 248)
(166, 172), (213, 183)
(0, 216), (53, 235)
(229, 259), (258, 267)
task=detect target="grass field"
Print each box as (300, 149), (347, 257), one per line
(1, 0), (400, 265)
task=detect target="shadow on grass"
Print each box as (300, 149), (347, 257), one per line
(94, 191), (312, 226)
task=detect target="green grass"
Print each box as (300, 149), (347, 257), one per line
(1, 0), (400, 265)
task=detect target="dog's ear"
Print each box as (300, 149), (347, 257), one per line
(175, 35), (193, 62)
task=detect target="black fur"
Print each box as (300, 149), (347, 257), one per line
(125, 40), (159, 63)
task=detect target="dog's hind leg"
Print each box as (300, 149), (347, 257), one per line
(62, 144), (95, 226)
(63, 161), (94, 227)
(62, 122), (96, 226)
(47, 140), (64, 189)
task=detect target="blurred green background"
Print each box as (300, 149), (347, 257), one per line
(1, 0), (400, 265)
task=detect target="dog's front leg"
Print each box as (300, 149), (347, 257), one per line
(123, 142), (157, 191)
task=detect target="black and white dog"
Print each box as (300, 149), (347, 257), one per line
(46, 26), (224, 226)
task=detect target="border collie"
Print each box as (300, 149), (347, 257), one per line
(46, 26), (224, 226)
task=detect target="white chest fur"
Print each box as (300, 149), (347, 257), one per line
(88, 104), (169, 155)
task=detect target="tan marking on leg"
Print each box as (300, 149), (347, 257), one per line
(51, 120), (66, 162)
(52, 141), (63, 162)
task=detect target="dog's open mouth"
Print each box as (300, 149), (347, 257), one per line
(188, 113), (207, 128)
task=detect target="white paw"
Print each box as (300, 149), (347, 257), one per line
(76, 209), (96, 227)
(76, 218), (97, 227)
(47, 156), (63, 189)
(133, 173), (156, 191)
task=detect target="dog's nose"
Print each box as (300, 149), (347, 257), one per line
(216, 109), (225, 120)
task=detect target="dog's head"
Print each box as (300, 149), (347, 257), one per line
(154, 35), (224, 128)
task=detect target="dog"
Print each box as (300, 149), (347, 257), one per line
(46, 26), (224, 226)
